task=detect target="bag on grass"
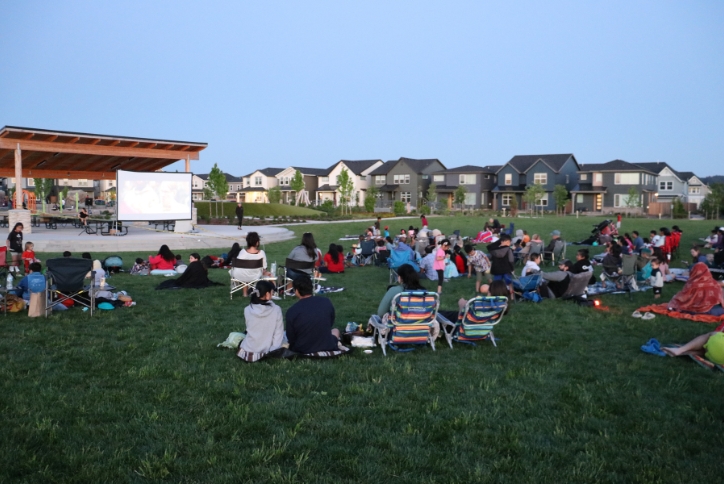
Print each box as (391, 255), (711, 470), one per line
(522, 291), (542, 303)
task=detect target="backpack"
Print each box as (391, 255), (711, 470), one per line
(522, 291), (542, 303)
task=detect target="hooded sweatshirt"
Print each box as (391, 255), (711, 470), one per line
(487, 240), (514, 276)
(240, 302), (284, 354)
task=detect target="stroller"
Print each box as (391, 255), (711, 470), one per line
(574, 220), (611, 245)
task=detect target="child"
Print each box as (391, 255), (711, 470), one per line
(443, 250), (459, 280)
(22, 242), (39, 274)
(650, 258), (664, 299)
(174, 254), (183, 267)
(465, 243), (491, 293)
(130, 257), (150, 275)
(521, 252), (541, 278)
(13, 262), (45, 303)
(237, 281), (284, 361)
(383, 226), (390, 239)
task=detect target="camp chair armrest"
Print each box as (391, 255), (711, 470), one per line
(435, 313), (456, 329)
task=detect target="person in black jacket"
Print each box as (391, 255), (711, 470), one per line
(235, 202), (244, 230)
(487, 233), (515, 286)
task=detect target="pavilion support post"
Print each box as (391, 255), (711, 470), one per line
(9, 143), (32, 234)
(185, 155), (190, 173)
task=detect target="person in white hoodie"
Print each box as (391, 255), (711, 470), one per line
(237, 281), (284, 361)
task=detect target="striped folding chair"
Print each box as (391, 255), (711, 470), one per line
(437, 296), (508, 349)
(369, 291), (439, 356)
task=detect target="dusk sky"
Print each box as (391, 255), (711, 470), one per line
(2, 1), (722, 176)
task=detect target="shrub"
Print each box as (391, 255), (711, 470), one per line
(419, 205), (431, 215)
(393, 201), (406, 216)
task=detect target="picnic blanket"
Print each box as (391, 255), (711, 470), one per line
(318, 286), (344, 294)
(586, 281), (652, 295)
(636, 304), (724, 324)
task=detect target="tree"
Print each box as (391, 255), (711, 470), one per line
(364, 185), (379, 213)
(701, 183), (724, 219)
(33, 178), (54, 212)
(454, 185), (467, 209)
(206, 164), (228, 218)
(624, 186), (642, 209)
(553, 184), (568, 215)
(336, 167), (355, 215)
(523, 184), (545, 216)
(509, 194), (518, 216)
(425, 182), (438, 212)
(267, 186), (282, 204)
(290, 170), (305, 194)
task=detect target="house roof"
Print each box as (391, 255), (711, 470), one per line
(369, 157), (444, 176)
(434, 185), (458, 192)
(242, 167), (284, 178)
(579, 159), (657, 174)
(291, 166), (329, 176)
(196, 172), (241, 182)
(436, 165), (495, 174)
(378, 184), (399, 192)
(492, 185), (528, 193)
(335, 159), (382, 175)
(316, 184), (338, 192)
(678, 171), (695, 181)
(195, 173), (209, 180)
(634, 162), (672, 175)
(499, 154), (576, 174)
(241, 187), (267, 192)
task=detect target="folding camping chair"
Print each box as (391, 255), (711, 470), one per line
(470, 230), (494, 245)
(375, 249), (390, 267)
(437, 295), (508, 348)
(544, 239), (567, 266)
(560, 271), (593, 300)
(277, 258), (322, 298)
(0, 246), (8, 278)
(230, 258), (264, 300)
(356, 240), (376, 266)
(620, 254), (639, 299)
(45, 258), (95, 317)
(387, 250), (420, 284)
(369, 291), (439, 356)
(512, 273), (542, 301)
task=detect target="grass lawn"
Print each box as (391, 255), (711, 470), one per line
(1, 215), (723, 483)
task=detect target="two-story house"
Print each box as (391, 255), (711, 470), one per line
(636, 162), (710, 208)
(224, 174), (243, 201)
(431, 165), (498, 209)
(191, 173), (208, 201)
(240, 168), (283, 203)
(276, 167), (326, 204)
(571, 160), (657, 213)
(315, 159), (384, 206)
(369, 157), (447, 210)
(493, 154), (580, 211)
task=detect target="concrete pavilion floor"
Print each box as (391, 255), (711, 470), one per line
(17, 223), (297, 253)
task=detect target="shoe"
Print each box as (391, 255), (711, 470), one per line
(285, 290), (295, 297)
(271, 295), (281, 301)
(642, 312), (656, 320)
(316, 276), (326, 281)
(632, 311), (642, 318)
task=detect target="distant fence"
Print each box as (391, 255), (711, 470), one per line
(647, 202), (697, 216)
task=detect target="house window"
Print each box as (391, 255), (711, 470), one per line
(689, 187), (700, 194)
(433, 175), (445, 182)
(659, 181), (673, 191)
(400, 192), (411, 202)
(254, 176), (262, 186)
(320, 177), (329, 184)
(501, 194), (513, 206)
(535, 193), (549, 206)
(27, 178), (34, 186)
(393, 174), (410, 184)
(615, 173), (639, 184)
(422, 175), (429, 180)
(359, 175), (366, 181)
(580, 174), (588, 181)
(576, 194), (584, 203)
(504, 174), (512, 186)
(375, 176), (385, 185)
(77, 179), (89, 187)
(404, 174), (410, 184)
(279, 176), (289, 186)
(485, 174), (490, 179)
(464, 193), (476, 205)
(614, 193), (638, 208)
(533, 173), (547, 185)
(459, 174), (476, 185)
(593, 173), (603, 185)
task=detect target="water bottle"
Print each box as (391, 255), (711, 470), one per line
(6, 273), (13, 290)
(100, 277), (106, 289)
(271, 261), (277, 276)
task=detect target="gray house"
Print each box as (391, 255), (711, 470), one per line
(572, 160), (657, 213)
(636, 162), (710, 208)
(369, 157), (446, 209)
(493, 154), (580, 211)
(431, 165), (498, 209)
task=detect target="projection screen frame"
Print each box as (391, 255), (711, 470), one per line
(116, 170), (193, 222)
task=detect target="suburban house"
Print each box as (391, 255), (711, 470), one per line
(369, 157), (447, 210)
(636, 162), (710, 208)
(431, 165), (498, 209)
(493, 154), (580, 211)
(191, 173), (208, 201)
(240, 168), (283, 203)
(315, 159), (384, 206)
(223, 173), (243, 201)
(276, 166), (326, 204)
(571, 160), (657, 213)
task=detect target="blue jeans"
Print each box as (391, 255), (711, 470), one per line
(493, 274), (512, 285)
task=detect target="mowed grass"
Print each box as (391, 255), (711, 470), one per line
(1, 215), (723, 483)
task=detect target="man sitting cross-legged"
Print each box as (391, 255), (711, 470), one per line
(285, 275), (341, 354)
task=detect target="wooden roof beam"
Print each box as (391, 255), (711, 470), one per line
(0, 138), (200, 160)
(0, 168), (118, 180)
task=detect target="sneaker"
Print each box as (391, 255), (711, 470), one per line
(271, 294), (281, 301)
(285, 290), (296, 297)
(316, 276), (327, 281)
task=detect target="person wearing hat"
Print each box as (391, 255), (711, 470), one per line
(383, 225), (390, 239)
(543, 230), (562, 262)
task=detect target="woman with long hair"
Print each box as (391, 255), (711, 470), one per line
(223, 242), (242, 266)
(6, 222), (24, 273)
(156, 253), (221, 290)
(148, 244), (176, 273)
(284, 232), (319, 293)
(320, 243), (344, 273)
(375, 263), (426, 318)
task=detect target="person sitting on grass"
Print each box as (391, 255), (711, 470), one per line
(487, 233), (515, 290)
(689, 246), (709, 266)
(320, 243), (345, 274)
(149, 244), (176, 273)
(443, 249), (460, 280)
(521, 252), (541, 278)
(238, 281), (284, 358)
(419, 246), (437, 282)
(285, 276), (340, 354)
(63, 251), (72, 258)
(156, 253), (221, 290)
(13, 262), (45, 303)
(130, 257), (150, 275)
(665, 262), (724, 316)
(663, 331), (724, 364)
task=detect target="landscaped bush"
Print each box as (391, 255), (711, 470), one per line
(419, 205), (431, 215)
(393, 201), (406, 216)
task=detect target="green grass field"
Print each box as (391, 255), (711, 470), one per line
(1, 215), (723, 483)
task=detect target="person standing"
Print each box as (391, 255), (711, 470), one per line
(6, 222), (24, 273)
(235, 202), (244, 230)
(616, 213), (622, 230)
(434, 239), (449, 294)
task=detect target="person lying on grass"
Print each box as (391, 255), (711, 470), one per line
(663, 331), (724, 364)
(155, 253), (221, 290)
(665, 262), (724, 316)
(238, 281), (284, 357)
(285, 276), (341, 354)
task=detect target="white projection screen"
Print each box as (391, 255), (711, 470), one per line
(117, 170), (193, 221)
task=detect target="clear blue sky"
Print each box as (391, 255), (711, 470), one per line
(2, 1), (722, 176)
